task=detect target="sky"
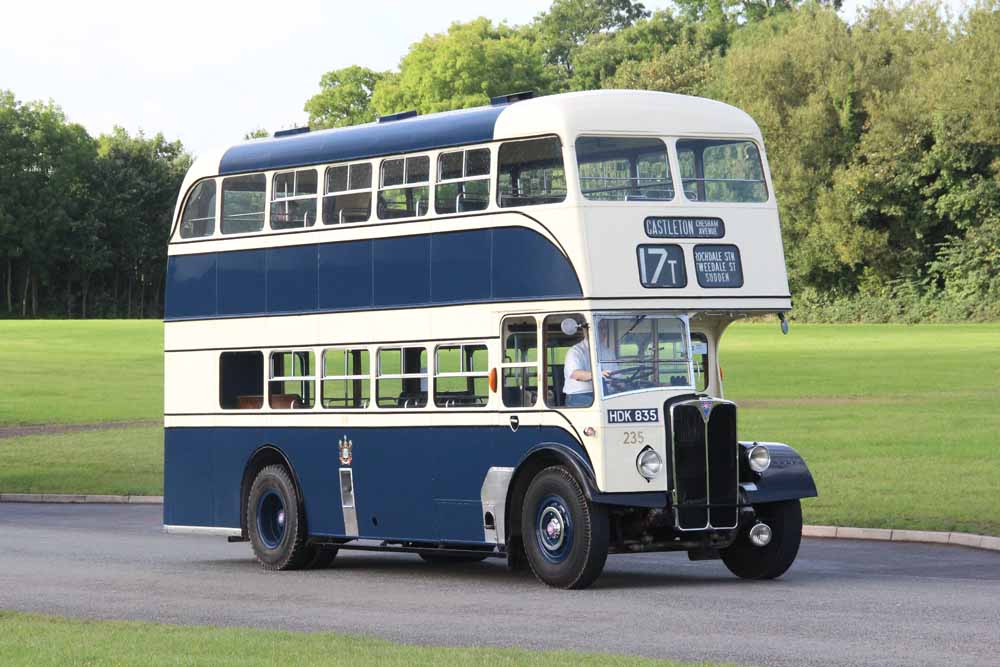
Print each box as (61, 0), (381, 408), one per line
(0, 0), (972, 158)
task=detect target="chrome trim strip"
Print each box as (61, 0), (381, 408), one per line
(163, 525), (242, 537)
(480, 466), (514, 545)
(340, 468), (359, 537)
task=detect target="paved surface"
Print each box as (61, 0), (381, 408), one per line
(1, 504), (998, 666)
(0, 420), (158, 440)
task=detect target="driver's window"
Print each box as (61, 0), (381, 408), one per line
(544, 314), (591, 408)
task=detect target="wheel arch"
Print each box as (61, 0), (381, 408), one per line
(239, 444), (306, 537)
(504, 443), (597, 550)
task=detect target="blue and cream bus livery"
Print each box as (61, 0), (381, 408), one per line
(163, 90), (817, 589)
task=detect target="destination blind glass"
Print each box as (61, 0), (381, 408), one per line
(645, 216), (724, 239)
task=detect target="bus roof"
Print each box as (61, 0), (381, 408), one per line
(211, 90), (762, 177)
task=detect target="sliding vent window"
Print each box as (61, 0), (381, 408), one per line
(179, 180), (216, 238)
(497, 137), (566, 208)
(268, 350), (315, 409)
(322, 348), (370, 409)
(221, 174), (266, 234)
(270, 169), (317, 229)
(376, 347), (427, 408)
(378, 156), (430, 219)
(324, 162), (372, 224)
(677, 139), (767, 203)
(500, 317), (538, 408)
(577, 137), (673, 201)
(435, 148), (490, 214)
(434, 344), (489, 408)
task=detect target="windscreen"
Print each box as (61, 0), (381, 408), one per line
(595, 315), (692, 397)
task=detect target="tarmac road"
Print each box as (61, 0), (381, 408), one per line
(1, 503), (998, 666)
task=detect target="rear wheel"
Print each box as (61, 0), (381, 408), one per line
(521, 466), (608, 589)
(721, 500), (802, 580)
(247, 465), (312, 571)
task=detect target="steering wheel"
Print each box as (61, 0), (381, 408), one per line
(604, 366), (650, 386)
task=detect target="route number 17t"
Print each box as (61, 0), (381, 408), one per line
(636, 244), (687, 288)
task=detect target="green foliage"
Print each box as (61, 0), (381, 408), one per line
(371, 19), (554, 115)
(304, 65), (388, 128)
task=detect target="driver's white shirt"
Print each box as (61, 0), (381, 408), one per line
(563, 340), (593, 395)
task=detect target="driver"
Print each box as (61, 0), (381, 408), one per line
(563, 324), (614, 407)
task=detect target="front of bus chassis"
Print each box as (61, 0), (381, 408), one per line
(588, 312), (817, 562)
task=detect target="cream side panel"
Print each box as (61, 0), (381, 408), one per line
(164, 351), (221, 415)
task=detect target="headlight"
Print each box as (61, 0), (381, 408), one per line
(748, 444), (771, 473)
(636, 447), (662, 480)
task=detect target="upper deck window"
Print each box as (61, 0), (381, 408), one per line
(179, 180), (216, 239)
(435, 148), (490, 215)
(378, 156), (430, 220)
(270, 169), (317, 230)
(497, 137), (566, 208)
(221, 174), (266, 234)
(324, 162), (372, 224)
(677, 139), (767, 203)
(576, 137), (674, 202)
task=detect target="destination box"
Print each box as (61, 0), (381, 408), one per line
(644, 216), (725, 239)
(693, 244), (744, 288)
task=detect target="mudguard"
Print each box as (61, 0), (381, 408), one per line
(738, 441), (818, 504)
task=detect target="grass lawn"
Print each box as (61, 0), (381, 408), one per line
(0, 427), (162, 496)
(1, 320), (998, 534)
(0, 320), (162, 426)
(721, 322), (1000, 535)
(0, 611), (720, 667)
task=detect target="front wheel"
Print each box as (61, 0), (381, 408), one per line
(521, 466), (609, 589)
(721, 499), (802, 580)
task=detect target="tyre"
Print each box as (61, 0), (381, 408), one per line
(418, 552), (489, 564)
(247, 464), (312, 571)
(521, 466), (609, 589)
(721, 499), (802, 580)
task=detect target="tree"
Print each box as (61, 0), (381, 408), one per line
(533, 0), (650, 81)
(304, 66), (388, 129)
(370, 19), (553, 115)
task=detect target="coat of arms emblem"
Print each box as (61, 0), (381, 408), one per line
(339, 435), (353, 466)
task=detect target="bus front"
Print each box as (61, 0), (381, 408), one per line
(537, 98), (816, 575)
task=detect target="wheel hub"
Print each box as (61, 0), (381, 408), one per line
(536, 495), (573, 563)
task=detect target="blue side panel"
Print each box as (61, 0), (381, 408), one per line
(218, 250), (266, 316)
(165, 254), (217, 319)
(432, 230), (492, 303)
(373, 236), (431, 307)
(163, 425), (588, 544)
(164, 226), (582, 321)
(318, 240), (372, 309)
(268, 245), (318, 313)
(218, 105), (507, 175)
(492, 227), (581, 299)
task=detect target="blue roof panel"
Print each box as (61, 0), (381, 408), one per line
(218, 105), (507, 175)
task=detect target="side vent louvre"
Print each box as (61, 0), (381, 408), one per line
(377, 110), (418, 123)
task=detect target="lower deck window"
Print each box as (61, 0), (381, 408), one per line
(322, 348), (370, 409)
(377, 347), (427, 408)
(434, 344), (489, 408)
(219, 351), (264, 409)
(269, 351), (315, 409)
(501, 317), (538, 408)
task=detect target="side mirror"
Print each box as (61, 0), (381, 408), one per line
(560, 318), (580, 336)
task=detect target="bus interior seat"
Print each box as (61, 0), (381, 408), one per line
(270, 394), (303, 409)
(237, 395), (264, 409)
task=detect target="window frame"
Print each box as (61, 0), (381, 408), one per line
(377, 155), (431, 220)
(375, 345), (429, 409)
(433, 342), (491, 409)
(496, 135), (568, 209)
(269, 168), (318, 230)
(267, 349), (317, 410)
(178, 178), (218, 239)
(574, 135), (675, 203)
(220, 172), (268, 236)
(322, 161), (374, 225)
(674, 137), (770, 204)
(499, 316), (540, 409)
(320, 347), (371, 410)
(434, 147), (492, 215)
(218, 350), (264, 410)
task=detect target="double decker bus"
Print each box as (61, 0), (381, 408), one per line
(163, 90), (816, 589)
